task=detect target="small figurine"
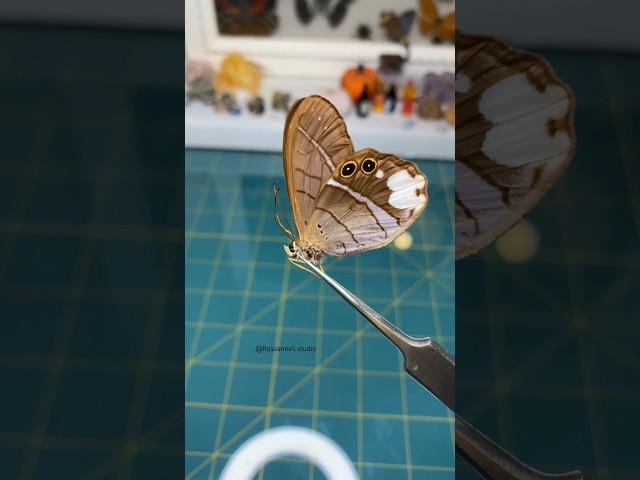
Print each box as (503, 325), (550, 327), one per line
(422, 72), (454, 105)
(215, 52), (262, 95)
(248, 96), (265, 114)
(402, 80), (417, 116)
(185, 61), (217, 106)
(356, 85), (372, 118)
(186, 77), (217, 106)
(385, 84), (398, 113)
(373, 86), (385, 113)
(221, 93), (241, 115)
(272, 91), (291, 112)
(417, 96), (442, 119)
(185, 61), (214, 92)
(445, 104), (455, 126)
(341, 64), (379, 103)
(378, 54), (404, 75)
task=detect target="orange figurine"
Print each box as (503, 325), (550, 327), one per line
(373, 85), (385, 113)
(402, 80), (417, 116)
(341, 64), (379, 103)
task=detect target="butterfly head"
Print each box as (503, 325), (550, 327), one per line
(284, 242), (296, 257)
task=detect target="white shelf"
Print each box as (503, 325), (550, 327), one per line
(185, 76), (454, 160)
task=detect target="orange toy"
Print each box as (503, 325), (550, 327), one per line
(341, 65), (379, 103)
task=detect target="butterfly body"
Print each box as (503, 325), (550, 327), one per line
(284, 239), (323, 265)
(280, 96), (428, 267)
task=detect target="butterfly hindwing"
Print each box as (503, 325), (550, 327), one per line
(304, 149), (428, 256)
(283, 95), (354, 236)
(455, 32), (575, 259)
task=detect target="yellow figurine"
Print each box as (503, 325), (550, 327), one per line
(215, 52), (262, 95)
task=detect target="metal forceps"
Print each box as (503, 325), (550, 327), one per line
(298, 257), (588, 480)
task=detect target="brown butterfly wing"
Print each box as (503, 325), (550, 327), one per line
(283, 95), (354, 236)
(455, 32), (576, 259)
(305, 149), (428, 256)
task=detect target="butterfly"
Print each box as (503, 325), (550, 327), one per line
(379, 10), (416, 47)
(419, 0), (455, 43)
(294, 0), (354, 28)
(276, 95), (429, 268)
(455, 32), (576, 259)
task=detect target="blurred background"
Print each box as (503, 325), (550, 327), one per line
(0, 8), (184, 480)
(185, 0), (455, 158)
(456, 1), (640, 479)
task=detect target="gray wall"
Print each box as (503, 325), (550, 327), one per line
(0, 0), (182, 30)
(3, 0), (639, 51)
(457, 0), (640, 51)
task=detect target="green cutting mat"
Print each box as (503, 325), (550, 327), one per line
(185, 149), (455, 480)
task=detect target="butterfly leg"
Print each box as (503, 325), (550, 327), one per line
(287, 257), (322, 278)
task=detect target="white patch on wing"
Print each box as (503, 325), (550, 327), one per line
(479, 73), (571, 170)
(375, 169), (384, 179)
(326, 179), (397, 227)
(455, 73), (471, 93)
(386, 170), (427, 210)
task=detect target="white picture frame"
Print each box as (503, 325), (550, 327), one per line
(185, 0), (454, 78)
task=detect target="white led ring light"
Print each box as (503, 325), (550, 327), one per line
(219, 426), (359, 480)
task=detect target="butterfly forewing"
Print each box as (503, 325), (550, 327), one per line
(283, 95), (354, 236)
(305, 149), (428, 256)
(455, 32), (576, 259)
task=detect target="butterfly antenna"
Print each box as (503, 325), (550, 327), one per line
(283, 214), (296, 239)
(273, 183), (295, 241)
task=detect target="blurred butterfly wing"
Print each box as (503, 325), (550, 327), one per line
(398, 10), (416, 36)
(283, 95), (354, 236)
(455, 32), (575, 259)
(419, 0), (438, 34)
(305, 149), (428, 255)
(434, 12), (455, 41)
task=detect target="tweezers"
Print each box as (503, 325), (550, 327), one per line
(299, 258), (589, 480)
